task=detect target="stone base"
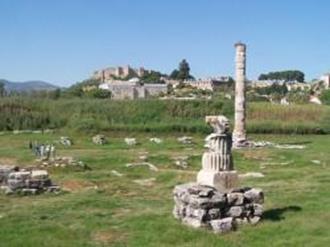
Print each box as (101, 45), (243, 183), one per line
(173, 183), (264, 234)
(197, 170), (238, 193)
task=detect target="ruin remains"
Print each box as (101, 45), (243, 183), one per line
(173, 115), (264, 233)
(0, 165), (60, 195)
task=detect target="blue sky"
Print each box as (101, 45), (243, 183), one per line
(1, 0), (330, 86)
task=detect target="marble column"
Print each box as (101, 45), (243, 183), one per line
(233, 42), (247, 144)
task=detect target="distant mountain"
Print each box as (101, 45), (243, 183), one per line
(0, 79), (59, 92)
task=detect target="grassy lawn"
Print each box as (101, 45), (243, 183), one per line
(0, 132), (329, 247)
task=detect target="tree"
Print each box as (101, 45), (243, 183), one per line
(66, 83), (84, 97)
(170, 59), (194, 80)
(170, 69), (179, 79)
(258, 70), (305, 83)
(88, 88), (112, 99)
(49, 88), (61, 99)
(140, 71), (166, 84)
(255, 83), (288, 96)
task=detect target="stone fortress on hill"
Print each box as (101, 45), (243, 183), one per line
(92, 65), (149, 81)
(91, 65), (232, 100)
(92, 65), (168, 100)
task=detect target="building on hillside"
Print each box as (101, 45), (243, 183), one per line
(286, 82), (311, 91)
(92, 65), (149, 82)
(164, 77), (232, 91)
(320, 74), (330, 89)
(250, 80), (311, 91)
(99, 80), (167, 100)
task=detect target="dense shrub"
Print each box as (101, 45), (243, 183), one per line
(0, 97), (329, 134)
(320, 90), (330, 105)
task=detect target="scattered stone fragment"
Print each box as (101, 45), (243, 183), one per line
(260, 161), (293, 167)
(239, 172), (265, 178)
(177, 136), (193, 145)
(133, 178), (156, 186)
(252, 141), (273, 148)
(174, 156), (189, 169)
(226, 206), (244, 217)
(39, 156), (90, 170)
(182, 217), (206, 228)
(235, 217), (249, 225)
(274, 144), (305, 149)
(227, 193), (244, 206)
(252, 204), (263, 216)
(149, 138), (163, 144)
(92, 135), (107, 145)
(210, 217), (235, 233)
(125, 162), (158, 172)
(244, 188), (264, 204)
(111, 170), (123, 177)
(139, 155), (148, 161)
(125, 138), (137, 146)
(248, 216), (261, 225)
(311, 160), (321, 165)
(60, 136), (72, 146)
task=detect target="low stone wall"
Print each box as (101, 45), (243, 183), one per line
(173, 183), (264, 233)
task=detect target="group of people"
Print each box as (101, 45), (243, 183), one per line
(29, 141), (56, 161)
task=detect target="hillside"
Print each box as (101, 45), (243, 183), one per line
(0, 79), (59, 92)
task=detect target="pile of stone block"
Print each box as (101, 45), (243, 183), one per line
(0, 166), (60, 195)
(173, 183), (264, 234)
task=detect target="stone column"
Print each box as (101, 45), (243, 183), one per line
(197, 116), (238, 192)
(233, 42), (247, 145)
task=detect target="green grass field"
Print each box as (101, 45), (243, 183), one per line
(0, 132), (329, 247)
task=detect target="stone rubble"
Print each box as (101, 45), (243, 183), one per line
(174, 156), (189, 169)
(0, 166), (60, 195)
(173, 183), (264, 233)
(133, 178), (156, 186)
(149, 138), (163, 144)
(239, 172), (265, 178)
(92, 135), (107, 145)
(274, 144), (305, 149)
(139, 154), (148, 161)
(39, 156), (90, 170)
(111, 170), (124, 177)
(125, 162), (158, 172)
(60, 136), (72, 146)
(177, 136), (193, 145)
(234, 140), (306, 150)
(125, 138), (137, 146)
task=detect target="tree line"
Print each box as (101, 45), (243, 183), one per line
(258, 70), (305, 83)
